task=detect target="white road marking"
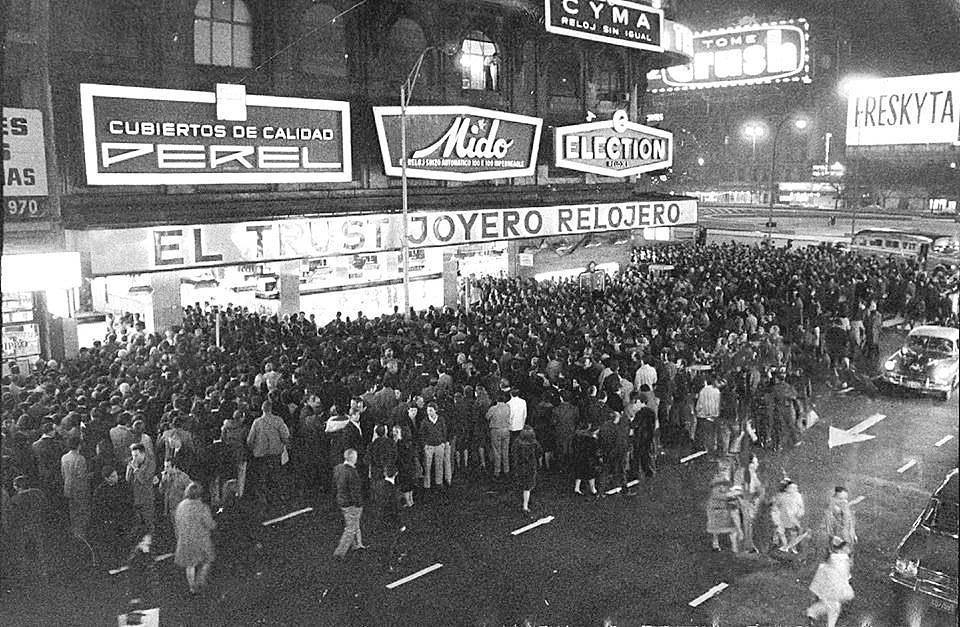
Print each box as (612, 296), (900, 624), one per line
(680, 450), (708, 463)
(897, 459), (917, 474)
(154, 553), (174, 562)
(109, 552), (176, 575)
(848, 413), (886, 435)
(511, 515), (555, 536)
(837, 387), (855, 394)
(385, 563), (443, 589)
(849, 496), (865, 506)
(108, 566), (129, 575)
(935, 435), (954, 447)
(688, 582), (729, 607)
(626, 479), (640, 487)
(262, 507), (314, 526)
(605, 487), (622, 495)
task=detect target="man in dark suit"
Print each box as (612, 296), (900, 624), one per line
(631, 392), (657, 479)
(332, 448), (366, 559)
(372, 465), (404, 569)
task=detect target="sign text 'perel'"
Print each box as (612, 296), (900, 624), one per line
(79, 83), (351, 185)
(373, 106), (542, 181)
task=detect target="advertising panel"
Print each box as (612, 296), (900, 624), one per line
(844, 72), (960, 146)
(79, 83), (351, 185)
(2, 323), (41, 361)
(373, 106), (541, 181)
(77, 200), (698, 275)
(555, 110), (673, 176)
(544, 0), (663, 52)
(2, 108), (49, 219)
(647, 20), (811, 93)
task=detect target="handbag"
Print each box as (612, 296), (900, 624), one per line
(281, 445), (289, 466)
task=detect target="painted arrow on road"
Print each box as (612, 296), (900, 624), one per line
(828, 413), (886, 448)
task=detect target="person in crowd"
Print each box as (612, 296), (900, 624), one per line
(124, 532), (160, 610)
(551, 389), (578, 467)
(393, 425), (416, 508)
(805, 538), (855, 627)
(631, 393), (657, 480)
(419, 402), (449, 490)
(487, 395), (512, 479)
(511, 424), (543, 515)
(110, 412), (137, 472)
(61, 437), (90, 540)
(366, 424), (397, 484)
(695, 375), (721, 456)
(246, 400), (290, 508)
(8, 475), (47, 578)
(507, 388), (527, 447)
(771, 372), (802, 451)
(126, 443), (157, 534)
(31, 422), (62, 513)
(571, 423), (599, 496)
(92, 466), (131, 550)
(733, 453), (764, 554)
(822, 486), (857, 554)
(159, 459), (192, 525)
(173, 482), (216, 594)
(130, 419), (154, 462)
(705, 460), (741, 553)
(372, 464), (404, 568)
(333, 448), (366, 558)
(773, 479), (806, 553)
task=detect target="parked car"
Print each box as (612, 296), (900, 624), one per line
(890, 468), (959, 625)
(882, 326), (960, 400)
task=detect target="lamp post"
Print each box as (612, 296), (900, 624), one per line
(767, 116), (808, 237)
(399, 44), (457, 317)
(742, 122), (766, 203)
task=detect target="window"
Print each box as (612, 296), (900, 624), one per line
(194, 0), (252, 68)
(869, 238), (884, 247)
(297, 3), (347, 77)
(460, 32), (499, 91)
(591, 53), (624, 103)
(884, 240), (900, 248)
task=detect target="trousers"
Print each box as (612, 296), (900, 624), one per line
(334, 506), (363, 557)
(422, 444), (446, 488)
(490, 429), (510, 475)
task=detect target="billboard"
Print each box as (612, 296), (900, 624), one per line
(373, 106), (542, 181)
(3, 108), (49, 219)
(544, 0), (663, 52)
(79, 83), (351, 185)
(647, 20), (811, 93)
(77, 200), (698, 275)
(555, 110), (674, 176)
(845, 72), (960, 146)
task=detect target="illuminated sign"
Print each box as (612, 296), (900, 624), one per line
(544, 0), (663, 52)
(845, 72), (960, 146)
(77, 201), (698, 274)
(555, 110), (673, 177)
(647, 20), (810, 92)
(373, 106), (542, 181)
(3, 108), (49, 220)
(79, 83), (351, 185)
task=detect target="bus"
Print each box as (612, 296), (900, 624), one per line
(850, 228), (960, 270)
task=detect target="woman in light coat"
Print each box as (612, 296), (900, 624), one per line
(174, 482), (216, 594)
(733, 452), (765, 553)
(806, 539), (854, 626)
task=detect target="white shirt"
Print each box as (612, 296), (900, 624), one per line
(695, 384), (721, 419)
(507, 395), (527, 432)
(634, 363), (658, 390)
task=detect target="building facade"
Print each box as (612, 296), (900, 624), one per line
(3, 0), (698, 365)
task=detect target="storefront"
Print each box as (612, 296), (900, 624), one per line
(1, 252), (82, 372)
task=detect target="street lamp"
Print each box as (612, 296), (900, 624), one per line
(399, 43), (458, 317)
(742, 122), (766, 202)
(767, 116), (809, 236)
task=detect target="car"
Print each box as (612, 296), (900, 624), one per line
(882, 326), (960, 400)
(890, 468), (959, 625)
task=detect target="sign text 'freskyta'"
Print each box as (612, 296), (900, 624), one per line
(648, 21), (810, 92)
(545, 0), (663, 52)
(555, 110), (673, 177)
(373, 106), (542, 181)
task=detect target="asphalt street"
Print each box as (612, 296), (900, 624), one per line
(1, 330), (956, 626)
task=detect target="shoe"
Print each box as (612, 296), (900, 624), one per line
(711, 546), (721, 552)
(573, 489), (583, 495)
(355, 544), (368, 551)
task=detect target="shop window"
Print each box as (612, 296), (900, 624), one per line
(459, 32), (499, 91)
(297, 3), (347, 78)
(194, 0), (252, 68)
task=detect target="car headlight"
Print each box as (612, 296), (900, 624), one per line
(895, 558), (919, 578)
(884, 360), (896, 371)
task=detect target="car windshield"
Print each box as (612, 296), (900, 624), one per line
(923, 499), (960, 537)
(906, 335), (956, 355)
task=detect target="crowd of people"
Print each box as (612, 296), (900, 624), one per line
(1, 239), (955, 607)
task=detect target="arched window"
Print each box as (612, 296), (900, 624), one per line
(547, 53), (579, 98)
(375, 18), (428, 90)
(459, 31), (499, 91)
(591, 52), (624, 103)
(194, 0), (252, 68)
(297, 3), (347, 77)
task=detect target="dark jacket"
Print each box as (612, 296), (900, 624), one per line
(372, 478), (401, 530)
(333, 462), (362, 508)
